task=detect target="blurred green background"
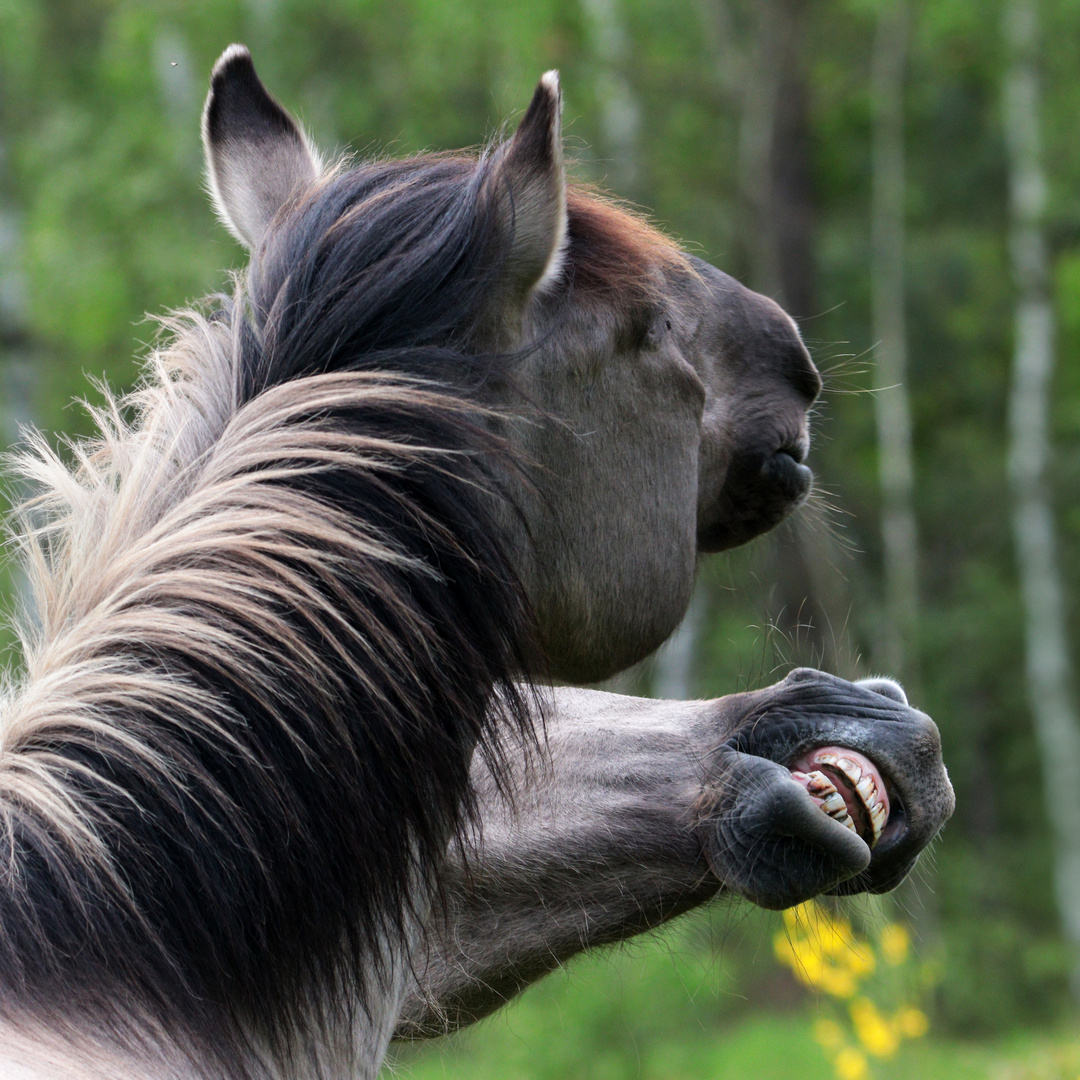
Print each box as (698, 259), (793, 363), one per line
(2, 0), (1080, 1076)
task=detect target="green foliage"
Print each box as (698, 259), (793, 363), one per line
(385, 917), (1077, 1078)
(1, 0), (1079, 1058)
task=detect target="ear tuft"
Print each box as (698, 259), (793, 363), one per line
(202, 44), (323, 249)
(210, 43), (255, 83)
(487, 70), (568, 304)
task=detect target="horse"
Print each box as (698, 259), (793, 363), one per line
(0, 46), (953, 1079)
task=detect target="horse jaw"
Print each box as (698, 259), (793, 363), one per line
(500, 255), (820, 684)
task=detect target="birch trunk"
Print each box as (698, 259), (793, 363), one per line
(1002, 0), (1080, 1002)
(0, 138), (34, 456)
(652, 584), (706, 700)
(0, 122), (38, 629)
(871, 0), (919, 686)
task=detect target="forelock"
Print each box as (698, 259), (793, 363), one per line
(563, 187), (690, 313)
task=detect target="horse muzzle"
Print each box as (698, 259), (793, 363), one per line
(695, 669), (954, 910)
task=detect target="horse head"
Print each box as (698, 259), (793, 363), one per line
(205, 46), (821, 683)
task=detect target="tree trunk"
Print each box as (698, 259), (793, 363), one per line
(871, 0), (920, 687)
(1002, 0), (1080, 1003)
(868, 0), (942, 946)
(0, 123), (38, 628)
(731, 0), (861, 678)
(0, 138), (34, 455)
(581, 0), (641, 198)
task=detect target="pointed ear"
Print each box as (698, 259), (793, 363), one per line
(202, 44), (323, 249)
(488, 71), (568, 301)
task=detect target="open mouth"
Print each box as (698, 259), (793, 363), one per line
(789, 747), (891, 847)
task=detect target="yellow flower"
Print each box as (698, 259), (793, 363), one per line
(897, 1006), (929, 1038)
(783, 902), (816, 933)
(850, 997), (900, 1058)
(834, 1046), (870, 1080)
(817, 964), (859, 999)
(879, 923), (911, 965)
(776, 903), (873, 997)
(783, 901), (851, 952)
(842, 942), (876, 978)
(775, 934), (861, 997)
(812, 1018), (846, 1052)
(774, 934), (795, 965)
(816, 917), (849, 951)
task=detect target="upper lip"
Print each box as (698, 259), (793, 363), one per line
(775, 440), (808, 465)
(759, 447), (813, 500)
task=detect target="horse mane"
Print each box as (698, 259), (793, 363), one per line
(564, 187), (687, 309)
(0, 149), (678, 1075)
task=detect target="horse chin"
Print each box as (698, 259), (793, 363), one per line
(698, 448), (813, 553)
(763, 449), (814, 503)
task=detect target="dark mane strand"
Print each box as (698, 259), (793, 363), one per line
(248, 155), (507, 397)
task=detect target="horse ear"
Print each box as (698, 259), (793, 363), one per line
(202, 44), (323, 249)
(488, 71), (568, 302)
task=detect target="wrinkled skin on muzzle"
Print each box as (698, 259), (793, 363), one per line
(696, 668), (954, 910)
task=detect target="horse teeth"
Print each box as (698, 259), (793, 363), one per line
(805, 770), (838, 796)
(837, 757), (863, 783)
(821, 792), (858, 834)
(851, 777), (887, 845)
(803, 750), (890, 845)
(816, 752), (863, 788)
(865, 792), (888, 845)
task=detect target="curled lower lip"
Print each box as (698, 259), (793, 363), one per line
(760, 449), (813, 502)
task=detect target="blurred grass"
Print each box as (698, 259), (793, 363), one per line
(387, 1012), (832, 1080)
(382, 913), (1080, 1080)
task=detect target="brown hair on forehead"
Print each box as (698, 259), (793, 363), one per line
(563, 185), (691, 309)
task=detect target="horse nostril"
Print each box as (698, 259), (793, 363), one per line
(790, 343), (822, 404)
